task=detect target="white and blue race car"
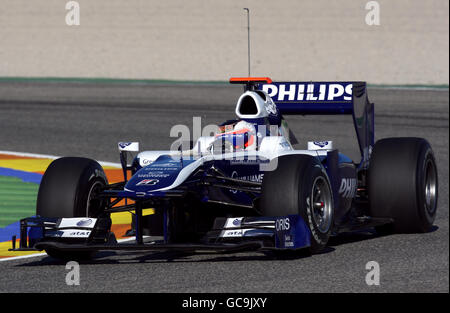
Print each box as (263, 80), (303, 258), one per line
(11, 77), (439, 259)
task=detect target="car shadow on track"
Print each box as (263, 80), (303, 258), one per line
(327, 226), (439, 247)
(15, 245), (333, 266)
(12, 231), (390, 266)
(328, 230), (378, 247)
(14, 226), (439, 266)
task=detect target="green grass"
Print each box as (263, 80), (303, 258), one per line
(0, 176), (38, 228)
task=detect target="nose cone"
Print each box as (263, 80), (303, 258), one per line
(125, 155), (183, 192)
(125, 155), (197, 192)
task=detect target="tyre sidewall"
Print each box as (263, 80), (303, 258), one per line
(415, 145), (438, 231)
(74, 165), (108, 217)
(298, 164), (333, 252)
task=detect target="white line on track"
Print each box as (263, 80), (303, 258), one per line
(0, 253), (47, 262)
(0, 237), (140, 262)
(0, 150), (121, 168)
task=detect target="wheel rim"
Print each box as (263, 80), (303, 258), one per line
(311, 176), (333, 233)
(86, 181), (105, 217)
(424, 159), (437, 215)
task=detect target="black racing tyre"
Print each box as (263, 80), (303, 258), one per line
(36, 157), (109, 260)
(369, 137), (438, 234)
(260, 155), (334, 254)
(37, 157), (108, 218)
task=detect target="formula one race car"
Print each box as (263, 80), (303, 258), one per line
(11, 77), (438, 259)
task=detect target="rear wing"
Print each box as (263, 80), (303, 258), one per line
(257, 81), (374, 168)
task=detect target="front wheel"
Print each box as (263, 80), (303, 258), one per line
(260, 155), (334, 254)
(37, 157), (109, 260)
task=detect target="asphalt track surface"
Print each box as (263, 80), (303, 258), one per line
(0, 81), (448, 292)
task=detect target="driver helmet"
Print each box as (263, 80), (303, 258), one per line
(215, 120), (257, 151)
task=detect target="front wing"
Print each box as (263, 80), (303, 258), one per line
(10, 215), (311, 254)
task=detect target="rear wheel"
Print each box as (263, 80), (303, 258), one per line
(369, 137), (438, 233)
(37, 157), (109, 260)
(260, 155), (334, 254)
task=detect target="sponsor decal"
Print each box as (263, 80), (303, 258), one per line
(231, 171), (264, 183)
(274, 215), (312, 249)
(261, 82), (353, 102)
(136, 179), (159, 186)
(118, 141), (139, 152)
(363, 145), (373, 162)
(69, 231), (91, 237)
(118, 142), (132, 149)
(148, 164), (180, 172)
(275, 218), (290, 231)
(284, 239), (294, 247)
(223, 230), (243, 237)
(89, 168), (107, 182)
(306, 196), (325, 244)
(46, 231), (64, 238)
(230, 171), (264, 194)
(264, 97), (278, 115)
(58, 218), (97, 229)
(46, 230), (91, 238)
(224, 217), (243, 228)
(155, 161), (179, 167)
(313, 141), (329, 148)
(147, 167), (178, 171)
(241, 174), (263, 183)
(141, 159), (153, 165)
(137, 173), (170, 178)
(339, 178), (357, 198)
(76, 218), (93, 227)
(229, 158), (266, 165)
